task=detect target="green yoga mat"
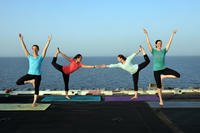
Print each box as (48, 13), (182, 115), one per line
(0, 104), (51, 111)
(41, 95), (101, 102)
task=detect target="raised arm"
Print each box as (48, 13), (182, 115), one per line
(19, 33), (30, 57)
(42, 35), (52, 58)
(126, 48), (141, 61)
(135, 47), (141, 55)
(59, 48), (72, 62)
(143, 28), (153, 52)
(166, 30), (177, 51)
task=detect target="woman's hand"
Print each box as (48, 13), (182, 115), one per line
(97, 64), (107, 68)
(19, 33), (23, 40)
(172, 30), (177, 34)
(143, 28), (148, 35)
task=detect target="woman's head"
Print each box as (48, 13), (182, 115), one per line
(32, 45), (39, 53)
(117, 54), (126, 63)
(155, 40), (162, 49)
(73, 54), (82, 63)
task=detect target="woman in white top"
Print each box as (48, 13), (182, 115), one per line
(100, 46), (150, 99)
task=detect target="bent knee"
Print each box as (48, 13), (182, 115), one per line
(147, 59), (150, 64)
(176, 73), (180, 78)
(16, 80), (23, 85)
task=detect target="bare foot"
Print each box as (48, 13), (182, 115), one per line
(65, 95), (70, 99)
(139, 45), (146, 55)
(131, 96), (138, 99)
(54, 48), (60, 57)
(159, 102), (164, 106)
(32, 103), (38, 107)
(56, 48), (60, 54)
(30, 79), (35, 88)
(25, 79), (35, 88)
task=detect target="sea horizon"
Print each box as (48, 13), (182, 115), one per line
(0, 56), (200, 91)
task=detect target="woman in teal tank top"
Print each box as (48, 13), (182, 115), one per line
(16, 34), (52, 107)
(144, 29), (180, 106)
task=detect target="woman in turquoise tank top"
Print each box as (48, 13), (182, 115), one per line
(144, 29), (180, 106)
(16, 33), (52, 107)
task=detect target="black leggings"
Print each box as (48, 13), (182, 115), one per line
(154, 68), (180, 88)
(132, 54), (150, 91)
(51, 57), (70, 91)
(16, 74), (41, 95)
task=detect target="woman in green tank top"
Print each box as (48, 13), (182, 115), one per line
(144, 29), (180, 106)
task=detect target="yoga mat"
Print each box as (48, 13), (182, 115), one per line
(0, 104), (50, 111)
(148, 102), (200, 108)
(41, 95), (101, 102)
(104, 96), (159, 102)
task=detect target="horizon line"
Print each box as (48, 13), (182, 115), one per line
(0, 55), (200, 58)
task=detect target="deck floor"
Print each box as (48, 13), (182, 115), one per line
(0, 95), (200, 133)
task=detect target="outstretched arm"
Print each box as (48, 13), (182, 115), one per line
(81, 65), (96, 69)
(98, 64), (109, 68)
(98, 63), (120, 68)
(143, 28), (153, 52)
(166, 30), (177, 51)
(19, 33), (30, 57)
(42, 35), (52, 58)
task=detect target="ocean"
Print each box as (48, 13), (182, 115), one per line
(0, 56), (200, 91)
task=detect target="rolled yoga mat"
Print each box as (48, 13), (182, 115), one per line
(104, 95), (159, 102)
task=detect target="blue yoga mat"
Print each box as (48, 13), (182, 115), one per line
(148, 101), (200, 108)
(41, 95), (101, 102)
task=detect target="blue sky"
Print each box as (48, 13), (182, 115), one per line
(0, 0), (199, 57)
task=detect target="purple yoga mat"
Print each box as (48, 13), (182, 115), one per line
(104, 96), (159, 102)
